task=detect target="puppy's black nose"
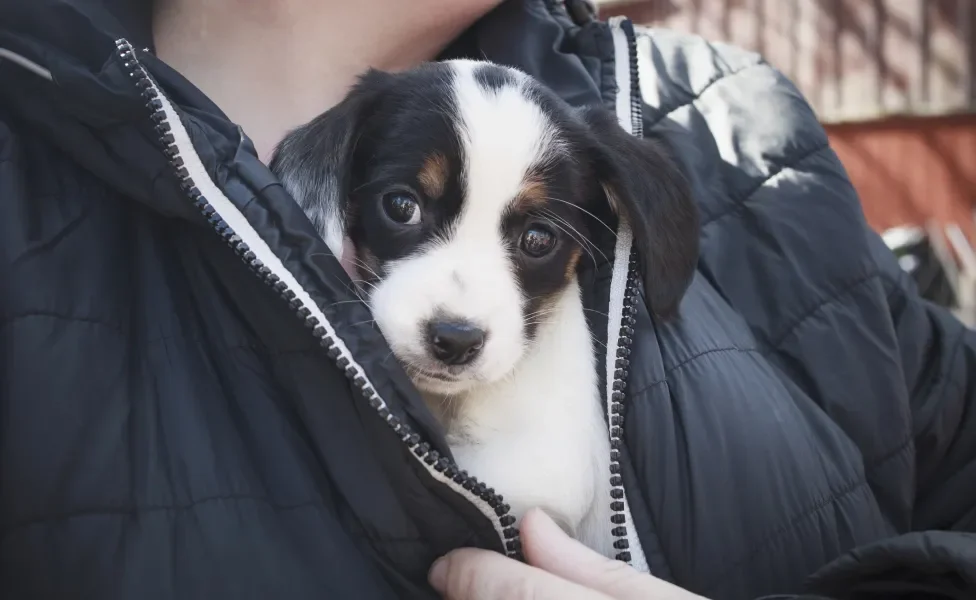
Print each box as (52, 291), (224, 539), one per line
(426, 320), (485, 366)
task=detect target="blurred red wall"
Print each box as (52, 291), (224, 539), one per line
(825, 114), (976, 238)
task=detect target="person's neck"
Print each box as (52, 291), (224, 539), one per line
(153, 0), (499, 162)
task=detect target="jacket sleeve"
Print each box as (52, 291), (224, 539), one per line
(628, 22), (976, 600)
(797, 236), (976, 600)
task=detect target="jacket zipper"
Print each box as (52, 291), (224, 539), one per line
(607, 248), (640, 563)
(113, 38), (522, 561)
(605, 17), (647, 567)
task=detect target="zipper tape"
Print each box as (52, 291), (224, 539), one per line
(606, 16), (651, 572)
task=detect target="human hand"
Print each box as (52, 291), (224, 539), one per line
(428, 508), (709, 599)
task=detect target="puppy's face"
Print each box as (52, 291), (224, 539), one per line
(271, 60), (699, 396)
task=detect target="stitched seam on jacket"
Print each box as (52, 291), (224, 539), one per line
(701, 142), (832, 229)
(0, 311), (124, 335)
(0, 495), (327, 540)
(629, 346), (763, 399)
(876, 270), (904, 303)
(0, 314), (325, 357)
(924, 373), (967, 478)
(630, 273), (882, 405)
(864, 434), (914, 473)
(700, 407), (916, 593)
(644, 61), (766, 129)
(936, 327), (967, 401)
(702, 476), (870, 594)
(914, 328), (968, 450)
(768, 271), (881, 349)
(874, 260), (968, 433)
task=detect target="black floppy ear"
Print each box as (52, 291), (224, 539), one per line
(268, 69), (392, 253)
(581, 106), (699, 321)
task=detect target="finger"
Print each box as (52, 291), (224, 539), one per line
(521, 508), (705, 600)
(429, 546), (612, 600)
(521, 507), (612, 571)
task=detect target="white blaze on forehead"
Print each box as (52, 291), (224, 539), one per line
(448, 61), (560, 242)
(367, 62), (566, 394)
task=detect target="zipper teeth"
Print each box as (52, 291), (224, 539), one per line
(621, 19), (644, 138)
(607, 17), (644, 565)
(113, 39), (522, 561)
(608, 249), (639, 563)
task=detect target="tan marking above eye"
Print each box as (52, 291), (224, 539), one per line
(417, 152), (449, 199)
(513, 177), (548, 212)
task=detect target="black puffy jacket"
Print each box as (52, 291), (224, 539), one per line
(2, 1), (975, 599)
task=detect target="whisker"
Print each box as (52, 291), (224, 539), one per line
(349, 257), (382, 280)
(563, 223), (609, 264)
(307, 252), (341, 261)
(588, 334), (608, 350)
(348, 318), (377, 328)
(543, 197), (618, 240)
(340, 281), (370, 306)
(315, 266), (375, 306)
(540, 208), (606, 265)
(539, 208), (585, 247)
(352, 278), (380, 293)
(322, 298), (370, 309)
(307, 252), (382, 295)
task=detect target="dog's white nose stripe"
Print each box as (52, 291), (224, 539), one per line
(450, 61), (559, 246)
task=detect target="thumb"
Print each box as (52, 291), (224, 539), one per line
(428, 547), (610, 600)
(521, 508), (706, 600)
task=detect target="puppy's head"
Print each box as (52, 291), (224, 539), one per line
(271, 60), (698, 395)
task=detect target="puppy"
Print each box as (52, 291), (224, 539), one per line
(270, 60), (697, 557)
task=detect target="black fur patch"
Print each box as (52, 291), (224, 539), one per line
(474, 63), (518, 93)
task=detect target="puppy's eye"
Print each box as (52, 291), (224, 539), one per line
(520, 225), (557, 258)
(382, 192), (421, 225)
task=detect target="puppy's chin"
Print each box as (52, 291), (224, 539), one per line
(400, 359), (496, 397)
(409, 371), (477, 397)
(392, 348), (523, 398)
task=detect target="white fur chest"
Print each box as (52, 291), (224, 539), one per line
(427, 282), (614, 558)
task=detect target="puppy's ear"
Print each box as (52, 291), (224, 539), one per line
(269, 69), (392, 266)
(581, 106), (699, 321)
